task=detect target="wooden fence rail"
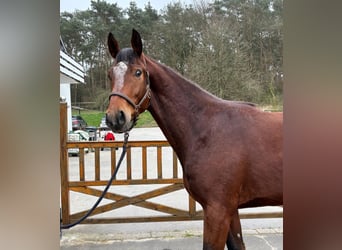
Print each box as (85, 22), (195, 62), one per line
(60, 102), (283, 225)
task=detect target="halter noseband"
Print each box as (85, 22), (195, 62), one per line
(108, 71), (151, 116)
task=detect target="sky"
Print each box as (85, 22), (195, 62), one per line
(60, 0), (196, 13)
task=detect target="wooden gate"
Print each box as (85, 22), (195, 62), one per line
(60, 102), (282, 225)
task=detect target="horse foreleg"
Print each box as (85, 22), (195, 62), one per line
(226, 210), (245, 250)
(202, 204), (232, 250)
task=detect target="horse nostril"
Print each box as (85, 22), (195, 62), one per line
(117, 110), (126, 126)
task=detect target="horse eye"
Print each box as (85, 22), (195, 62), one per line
(135, 69), (142, 77)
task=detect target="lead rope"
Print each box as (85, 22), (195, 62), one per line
(60, 132), (130, 232)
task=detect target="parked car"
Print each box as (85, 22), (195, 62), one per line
(72, 115), (87, 131)
(98, 115), (110, 140)
(68, 130), (89, 156)
(85, 126), (97, 141)
(99, 115), (107, 129)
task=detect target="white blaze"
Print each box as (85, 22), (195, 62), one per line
(112, 61), (128, 92)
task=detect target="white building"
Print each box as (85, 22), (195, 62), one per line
(59, 38), (85, 132)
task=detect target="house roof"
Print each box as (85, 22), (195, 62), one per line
(60, 37), (85, 84)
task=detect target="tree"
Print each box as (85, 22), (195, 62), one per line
(60, 0), (283, 109)
(149, 2), (206, 74)
(185, 0), (283, 103)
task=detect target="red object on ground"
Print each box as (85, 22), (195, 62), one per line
(104, 132), (115, 141)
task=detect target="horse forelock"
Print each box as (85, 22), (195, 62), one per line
(115, 48), (138, 64)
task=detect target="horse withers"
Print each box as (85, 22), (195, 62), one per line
(105, 29), (283, 250)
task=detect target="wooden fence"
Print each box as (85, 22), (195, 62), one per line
(60, 102), (282, 225)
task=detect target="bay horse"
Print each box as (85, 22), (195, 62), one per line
(105, 29), (282, 250)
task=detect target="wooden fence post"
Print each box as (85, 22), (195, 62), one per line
(60, 102), (70, 224)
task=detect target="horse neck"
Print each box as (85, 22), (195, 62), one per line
(146, 58), (215, 162)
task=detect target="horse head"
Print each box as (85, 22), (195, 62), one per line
(106, 29), (151, 133)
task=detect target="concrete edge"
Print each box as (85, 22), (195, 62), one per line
(61, 228), (283, 246)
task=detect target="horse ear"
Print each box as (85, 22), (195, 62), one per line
(131, 29), (143, 57)
(108, 32), (120, 59)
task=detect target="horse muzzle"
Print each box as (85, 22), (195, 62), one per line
(106, 110), (135, 133)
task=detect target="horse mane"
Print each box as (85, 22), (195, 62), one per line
(150, 58), (258, 109)
(233, 101), (257, 107)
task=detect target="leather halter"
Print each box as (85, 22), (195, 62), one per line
(108, 70), (151, 116)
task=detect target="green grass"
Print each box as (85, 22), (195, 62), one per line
(73, 110), (157, 128)
(73, 110), (105, 127)
(136, 111), (158, 128)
